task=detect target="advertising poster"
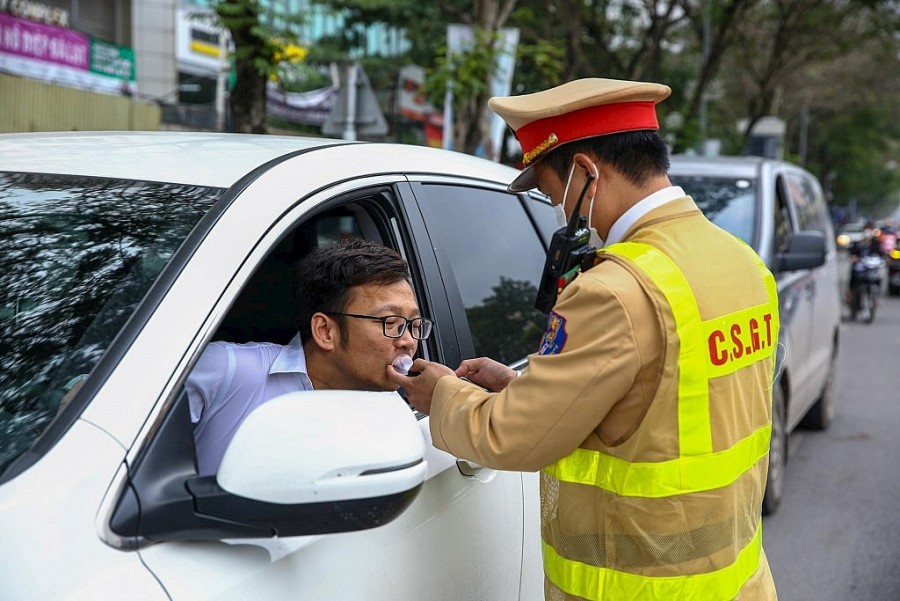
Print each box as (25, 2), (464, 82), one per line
(0, 12), (136, 95)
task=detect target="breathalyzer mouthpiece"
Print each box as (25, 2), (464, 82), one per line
(392, 355), (414, 375)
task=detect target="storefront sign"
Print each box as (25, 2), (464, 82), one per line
(0, 12), (136, 95)
(90, 38), (134, 81)
(0, 11), (87, 68)
(0, 0), (69, 27)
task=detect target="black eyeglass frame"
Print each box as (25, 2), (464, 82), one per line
(324, 311), (433, 340)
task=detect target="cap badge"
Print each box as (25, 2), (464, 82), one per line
(523, 133), (558, 166)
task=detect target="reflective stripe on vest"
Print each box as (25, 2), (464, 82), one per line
(541, 241), (779, 599)
(542, 524), (763, 601)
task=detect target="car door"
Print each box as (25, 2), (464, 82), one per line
(126, 166), (531, 600)
(408, 179), (554, 595)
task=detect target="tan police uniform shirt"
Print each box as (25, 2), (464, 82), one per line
(428, 199), (682, 468)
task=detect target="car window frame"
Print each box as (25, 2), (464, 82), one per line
(406, 179), (550, 367)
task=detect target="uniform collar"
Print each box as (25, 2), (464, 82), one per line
(269, 333), (309, 376)
(606, 185), (686, 246)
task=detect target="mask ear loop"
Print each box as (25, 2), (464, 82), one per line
(587, 165), (599, 229)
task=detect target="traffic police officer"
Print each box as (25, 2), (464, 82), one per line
(387, 78), (780, 600)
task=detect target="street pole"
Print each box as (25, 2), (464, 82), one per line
(215, 26), (228, 132)
(342, 62), (358, 141)
(699, 0), (711, 152)
(798, 100), (809, 166)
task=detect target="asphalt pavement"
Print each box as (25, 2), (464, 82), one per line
(762, 283), (900, 600)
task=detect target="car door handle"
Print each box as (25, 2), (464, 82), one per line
(456, 459), (485, 477)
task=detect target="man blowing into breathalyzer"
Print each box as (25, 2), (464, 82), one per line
(386, 77), (780, 601)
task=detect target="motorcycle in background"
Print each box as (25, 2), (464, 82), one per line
(847, 255), (884, 323)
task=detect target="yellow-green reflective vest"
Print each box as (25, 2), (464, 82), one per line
(541, 241), (780, 601)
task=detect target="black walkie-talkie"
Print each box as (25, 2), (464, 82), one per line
(535, 174), (597, 314)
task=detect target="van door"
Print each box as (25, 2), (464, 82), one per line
(784, 172), (840, 408)
(775, 172), (818, 420)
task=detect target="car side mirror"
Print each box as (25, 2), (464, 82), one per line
(778, 230), (826, 271)
(188, 390), (427, 537)
(108, 390), (426, 548)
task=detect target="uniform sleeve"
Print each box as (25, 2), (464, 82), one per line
(429, 266), (644, 471)
(185, 342), (230, 424)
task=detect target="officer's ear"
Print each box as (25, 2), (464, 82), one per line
(572, 152), (601, 195)
(572, 152), (595, 175)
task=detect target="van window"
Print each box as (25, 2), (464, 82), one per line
(774, 182), (793, 255)
(670, 175), (757, 245)
(785, 173), (828, 234)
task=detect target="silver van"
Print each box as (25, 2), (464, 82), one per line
(669, 155), (841, 514)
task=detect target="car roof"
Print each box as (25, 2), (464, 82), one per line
(668, 154), (791, 179)
(0, 131), (355, 188)
(0, 131), (524, 189)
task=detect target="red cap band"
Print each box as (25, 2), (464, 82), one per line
(517, 101), (660, 165)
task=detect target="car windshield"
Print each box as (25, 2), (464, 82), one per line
(670, 174), (758, 245)
(0, 172), (222, 474)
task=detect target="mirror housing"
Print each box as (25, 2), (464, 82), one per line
(217, 390), (425, 504)
(777, 230), (826, 271)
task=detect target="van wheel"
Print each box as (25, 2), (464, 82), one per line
(763, 383), (787, 516)
(800, 349), (836, 430)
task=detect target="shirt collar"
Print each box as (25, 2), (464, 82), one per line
(269, 333), (309, 376)
(605, 185), (686, 246)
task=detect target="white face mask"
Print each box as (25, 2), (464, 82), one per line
(553, 163), (578, 228)
(589, 226), (605, 248)
(554, 203), (568, 228)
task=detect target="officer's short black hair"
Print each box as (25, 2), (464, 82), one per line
(542, 130), (670, 187)
(292, 238), (411, 343)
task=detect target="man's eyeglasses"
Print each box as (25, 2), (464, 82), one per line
(325, 312), (433, 340)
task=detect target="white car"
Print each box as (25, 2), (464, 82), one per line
(0, 132), (554, 600)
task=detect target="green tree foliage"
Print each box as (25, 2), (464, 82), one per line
(214, 0), (305, 133)
(808, 107), (900, 215)
(712, 0), (900, 214)
(422, 26), (502, 155)
(311, 0), (898, 214)
(316, 0), (531, 154)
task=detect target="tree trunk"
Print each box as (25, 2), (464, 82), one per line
(453, 0), (518, 156)
(219, 1), (269, 134)
(229, 57), (268, 133)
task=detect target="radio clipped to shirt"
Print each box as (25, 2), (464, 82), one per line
(535, 174), (598, 314)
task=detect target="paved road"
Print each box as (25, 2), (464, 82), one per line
(762, 284), (900, 600)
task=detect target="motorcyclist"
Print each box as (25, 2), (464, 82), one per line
(846, 221), (884, 303)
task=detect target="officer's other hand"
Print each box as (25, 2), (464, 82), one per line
(455, 357), (517, 392)
(386, 358), (454, 415)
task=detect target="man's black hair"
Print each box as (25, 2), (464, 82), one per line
(541, 130), (670, 187)
(292, 237), (411, 344)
